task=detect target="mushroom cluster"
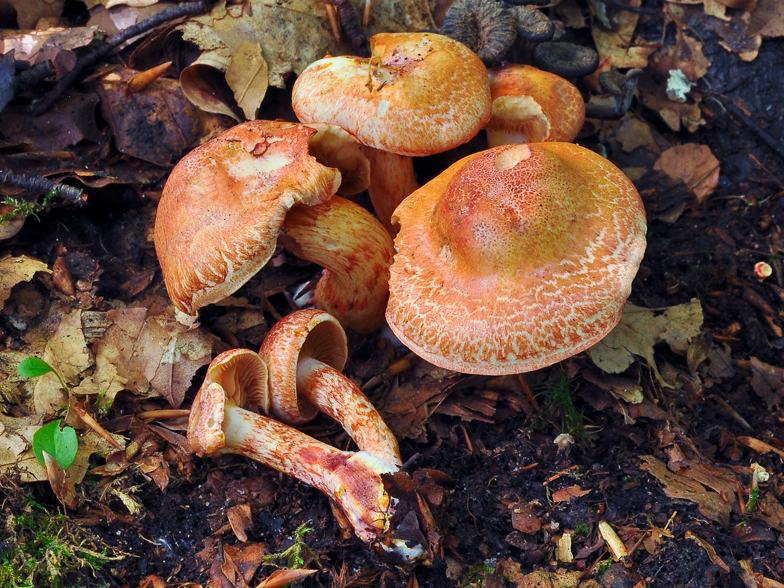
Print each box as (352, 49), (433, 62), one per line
(156, 23), (647, 568)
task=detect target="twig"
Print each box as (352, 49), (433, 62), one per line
(30, 0), (214, 116)
(709, 93), (784, 163)
(0, 170), (85, 204)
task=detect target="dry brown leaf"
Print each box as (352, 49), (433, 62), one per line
(256, 569), (318, 588)
(739, 357), (784, 409)
(77, 308), (214, 407)
(33, 310), (92, 415)
(615, 118), (660, 153)
(227, 503), (253, 542)
(588, 299), (703, 387)
(225, 40), (269, 121)
(510, 501), (542, 534)
(0, 255), (50, 311)
(686, 531), (730, 572)
(640, 455), (732, 528)
(749, 0), (784, 37)
(654, 144), (720, 204)
(552, 485), (591, 503)
(43, 450), (77, 509)
(591, 0), (656, 68)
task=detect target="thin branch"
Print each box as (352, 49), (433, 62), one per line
(0, 170), (86, 204)
(30, 0), (214, 116)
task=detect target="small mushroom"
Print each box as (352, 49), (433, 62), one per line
(188, 345), (436, 564)
(486, 64), (585, 147)
(154, 120), (393, 332)
(386, 143), (647, 375)
(292, 32), (491, 232)
(260, 309), (402, 469)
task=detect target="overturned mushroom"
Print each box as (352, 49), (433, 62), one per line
(260, 309), (402, 469)
(154, 120), (393, 332)
(188, 345), (437, 564)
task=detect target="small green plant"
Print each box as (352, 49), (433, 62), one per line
(18, 357), (77, 470)
(0, 191), (57, 225)
(574, 522), (590, 537)
(746, 487), (760, 513)
(0, 493), (121, 588)
(261, 522), (320, 570)
(534, 370), (597, 446)
(461, 564), (495, 588)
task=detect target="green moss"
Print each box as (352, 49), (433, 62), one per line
(0, 486), (122, 588)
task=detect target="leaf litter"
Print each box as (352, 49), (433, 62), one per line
(1, 0), (784, 586)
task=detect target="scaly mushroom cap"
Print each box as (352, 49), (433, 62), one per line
(292, 32), (492, 156)
(259, 309), (402, 468)
(154, 120), (341, 317)
(487, 64), (585, 146)
(387, 143), (647, 375)
(187, 349), (269, 454)
(259, 309), (347, 424)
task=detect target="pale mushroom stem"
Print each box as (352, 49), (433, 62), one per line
(192, 383), (401, 548)
(280, 195), (394, 333)
(364, 147), (420, 235)
(220, 402), (398, 543)
(297, 357), (403, 469)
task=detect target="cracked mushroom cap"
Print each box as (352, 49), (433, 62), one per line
(292, 32), (492, 156)
(386, 143), (647, 375)
(487, 64), (585, 146)
(154, 120), (341, 318)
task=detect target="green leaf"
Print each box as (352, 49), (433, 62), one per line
(18, 357), (55, 379)
(33, 420), (78, 470)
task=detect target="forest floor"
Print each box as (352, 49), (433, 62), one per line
(1, 0), (784, 587)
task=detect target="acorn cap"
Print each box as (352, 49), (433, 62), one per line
(386, 143), (647, 375)
(292, 32), (491, 157)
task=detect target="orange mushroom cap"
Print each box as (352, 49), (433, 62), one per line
(154, 120), (340, 317)
(386, 143), (647, 375)
(292, 32), (491, 157)
(486, 64), (585, 147)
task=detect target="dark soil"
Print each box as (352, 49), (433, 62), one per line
(2, 1), (784, 588)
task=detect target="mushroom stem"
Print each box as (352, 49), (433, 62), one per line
(297, 356), (402, 468)
(189, 382), (433, 564)
(364, 147), (420, 235)
(193, 383), (399, 545)
(279, 195), (394, 333)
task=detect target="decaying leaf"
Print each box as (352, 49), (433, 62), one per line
(96, 67), (232, 167)
(591, 0), (656, 68)
(33, 310), (92, 414)
(640, 455), (733, 529)
(225, 40), (269, 121)
(75, 307), (214, 407)
(552, 485), (591, 503)
(0, 255), (51, 311)
(588, 299), (704, 386)
(739, 357), (784, 409)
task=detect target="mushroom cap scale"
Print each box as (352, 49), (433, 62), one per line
(292, 32), (491, 157)
(386, 143), (647, 375)
(154, 120), (341, 316)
